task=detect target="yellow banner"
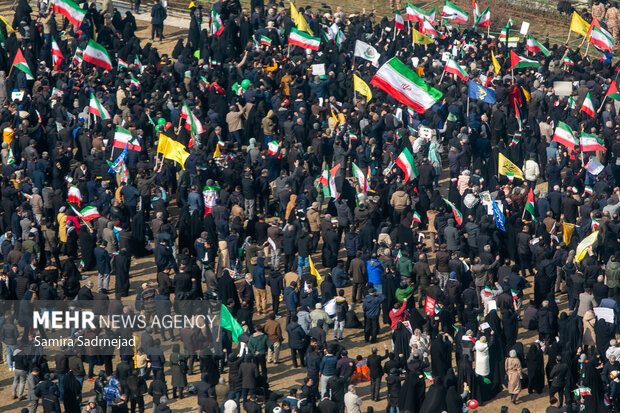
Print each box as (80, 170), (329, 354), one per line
(570, 11), (590, 37)
(308, 256), (323, 287)
(498, 153), (524, 181)
(563, 222), (574, 245)
(290, 1), (313, 36)
(353, 74), (372, 102)
(575, 230), (599, 262)
(491, 50), (501, 74)
(158, 134), (190, 169)
(412, 28), (435, 45)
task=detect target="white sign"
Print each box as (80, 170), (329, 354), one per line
(419, 126), (433, 139)
(553, 81), (573, 97)
(312, 64), (325, 77)
(520, 22), (530, 36)
(594, 307), (615, 324)
(12, 91), (24, 101)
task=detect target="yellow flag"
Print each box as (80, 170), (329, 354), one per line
(575, 230), (599, 262)
(214, 144), (221, 158)
(0, 16), (15, 33)
(570, 11), (590, 36)
(156, 134), (169, 154)
(521, 86), (530, 102)
(412, 28), (435, 45)
(159, 134), (190, 169)
(308, 256), (323, 287)
(562, 222), (574, 245)
(498, 153), (524, 181)
(491, 50), (501, 74)
(353, 74), (372, 102)
(290, 1), (313, 36)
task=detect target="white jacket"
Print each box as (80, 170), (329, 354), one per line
(523, 159), (540, 182)
(474, 340), (490, 376)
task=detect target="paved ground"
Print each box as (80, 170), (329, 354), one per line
(0, 3), (562, 412)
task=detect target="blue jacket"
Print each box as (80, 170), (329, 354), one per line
(366, 259), (384, 285)
(363, 294), (385, 318)
(319, 354), (338, 376)
(94, 246), (111, 274)
(252, 257), (266, 289)
(283, 286), (298, 311)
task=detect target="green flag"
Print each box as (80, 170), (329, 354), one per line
(220, 304), (244, 343)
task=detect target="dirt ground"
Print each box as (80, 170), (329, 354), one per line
(0, 3), (565, 412)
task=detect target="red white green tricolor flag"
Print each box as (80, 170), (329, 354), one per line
(476, 7), (490, 27)
(118, 58), (128, 70)
(289, 28), (321, 50)
(589, 19), (614, 52)
(509, 50), (539, 69)
(10, 48), (33, 80)
(526, 35), (550, 56)
(573, 386), (592, 396)
(113, 126), (141, 152)
(268, 140), (280, 156)
(406, 3), (434, 23)
(580, 133), (606, 152)
(394, 10), (405, 30)
(442, 0), (468, 23)
(395, 147), (419, 181)
(260, 35), (272, 46)
(211, 9), (224, 36)
(420, 18), (439, 38)
(525, 188), (537, 221)
(371, 57), (442, 113)
(181, 102), (205, 137)
(89, 93), (111, 120)
(83, 39), (112, 70)
(444, 56), (469, 81)
(352, 162), (369, 193)
(52, 0), (86, 28)
(580, 93), (595, 117)
(51, 36), (63, 65)
(442, 197), (463, 225)
(413, 211), (422, 223)
(552, 121), (578, 151)
(71, 205), (100, 221)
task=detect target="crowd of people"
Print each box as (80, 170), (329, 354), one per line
(4, 0), (620, 412)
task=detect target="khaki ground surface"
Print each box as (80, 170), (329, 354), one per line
(0, 2), (566, 412)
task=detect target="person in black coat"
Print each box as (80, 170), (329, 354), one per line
(267, 270), (284, 314)
(536, 300), (555, 347)
(366, 345), (388, 401)
(286, 315), (307, 368)
(62, 370), (82, 413)
(526, 342), (545, 394)
(398, 369), (426, 413)
(114, 249), (131, 297)
(78, 225), (96, 271)
(217, 269), (240, 313)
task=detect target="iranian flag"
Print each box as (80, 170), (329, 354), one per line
(289, 28), (321, 50)
(52, 0), (86, 28)
(509, 50), (539, 69)
(395, 147), (419, 181)
(580, 133), (606, 152)
(526, 35), (550, 56)
(606, 81), (620, 100)
(89, 93), (111, 120)
(552, 121), (578, 151)
(573, 386), (592, 396)
(525, 188), (537, 221)
(181, 102), (205, 136)
(420, 18), (439, 38)
(476, 6), (490, 27)
(83, 39), (112, 70)
(118, 58), (128, 70)
(73, 46), (83, 65)
(129, 75), (140, 89)
(268, 140), (280, 155)
(412, 211), (422, 223)
(352, 162), (369, 193)
(563, 56), (574, 67)
(472, 0), (479, 19)
(260, 35), (272, 46)
(442, 197), (463, 225)
(394, 10), (405, 30)
(442, 0), (468, 23)
(444, 56), (469, 81)
(589, 18), (614, 52)
(211, 9), (224, 36)
(67, 186), (82, 206)
(10, 48), (33, 80)
(580, 93), (595, 117)
(113, 126), (141, 152)
(370, 57), (442, 113)
(406, 3), (431, 23)
(51, 36), (63, 65)
(72, 205), (100, 221)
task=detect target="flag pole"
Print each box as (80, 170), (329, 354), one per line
(466, 95), (470, 126)
(565, 30), (571, 44)
(597, 95), (607, 113)
(439, 66), (447, 84)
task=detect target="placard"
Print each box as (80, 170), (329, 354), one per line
(553, 81), (573, 97)
(11, 91), (24, 101)
(594, 307), (615, 324)
(312, 64), (325, 77)
(520, 22), (530, 35)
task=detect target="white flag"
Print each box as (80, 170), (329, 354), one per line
(354, 40), (380, 67)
